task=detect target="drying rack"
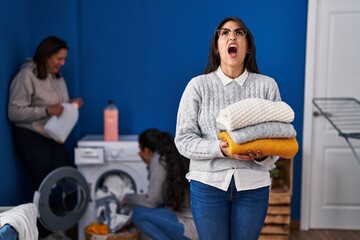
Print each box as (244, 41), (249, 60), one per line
(313, 97), (360, 165)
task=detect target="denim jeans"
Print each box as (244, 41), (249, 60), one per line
(132, 206), (189, 240)
(190, 178), (269, 240)
(0, 224), (18, 240)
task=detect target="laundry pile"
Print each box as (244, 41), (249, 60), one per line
(217, 98), (298, 159)
(95, 174), (135, 233)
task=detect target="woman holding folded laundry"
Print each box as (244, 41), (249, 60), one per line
(175, 16), (297, 240)
(122, 128), (198, 240)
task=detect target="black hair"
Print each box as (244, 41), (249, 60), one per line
(203, 16), (259, 74)
(139, 128), (190, 211)
(33, 36), (68, 79)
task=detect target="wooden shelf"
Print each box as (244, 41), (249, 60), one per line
(260, 158), (293, 240)
(259, 234), (290, 240)
(270, 158), (293, 194)
(267, 206), (291, 215)
(269, 194), (291, 205)
(261, 224), (290, 235)
(264, 214), (290, 225)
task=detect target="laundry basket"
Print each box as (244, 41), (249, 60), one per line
(85, 223), (141, 240)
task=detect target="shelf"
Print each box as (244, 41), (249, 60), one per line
(264, 215), (291, 225)
(261, 158), (293, 240)
(269, 194), (291, 205)
(267, 206), (291, 215)
(270, 158), (293, 194)
(259, 234), (290, 240)
(261, 225), (290, 235)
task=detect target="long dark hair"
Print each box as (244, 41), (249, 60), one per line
(138, 128), (190, 211)
(203, 16), (259, 74)
(33, 36), (68, 79)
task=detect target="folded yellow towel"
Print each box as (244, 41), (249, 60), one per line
(218, 131), (299, 159)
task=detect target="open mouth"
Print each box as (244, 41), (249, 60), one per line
(228, 45), (238, 56)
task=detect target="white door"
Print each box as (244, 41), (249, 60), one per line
(302, 0), (360, 230)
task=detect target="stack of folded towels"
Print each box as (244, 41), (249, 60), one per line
(216, 98), (298, 159)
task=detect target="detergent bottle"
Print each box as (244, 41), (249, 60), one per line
(104, 100), (118, 141)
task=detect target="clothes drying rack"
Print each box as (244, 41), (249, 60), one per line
(313, 97), (360, 165)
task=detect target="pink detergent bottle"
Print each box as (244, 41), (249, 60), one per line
(104, 100), (118, 141)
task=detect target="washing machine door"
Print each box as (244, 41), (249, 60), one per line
(33, 166), (90, 232)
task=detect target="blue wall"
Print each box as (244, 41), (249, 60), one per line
(0, 0), (33, 204)
(0, 0), (307, 220)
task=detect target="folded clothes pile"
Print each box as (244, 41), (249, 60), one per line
(216, 98), (299, 159)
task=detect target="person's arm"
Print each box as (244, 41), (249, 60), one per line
(123, 153), (166, 208)
(70, 98), (84, 108)
(267, 77), (281, 102)
(8, 71), (48, 122)
(175, 79), (224, 160)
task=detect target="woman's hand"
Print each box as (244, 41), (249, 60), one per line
(221, 140), (252, 160)
(220, 140), (266, 161)
(247, 150), (267, 161)
(47, 103), (64, 117)
(70, 98), (84, 108)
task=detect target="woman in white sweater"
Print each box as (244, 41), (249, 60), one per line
(175, 16), (281, 240)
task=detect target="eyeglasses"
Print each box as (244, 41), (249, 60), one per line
(217, 28), (247, 39)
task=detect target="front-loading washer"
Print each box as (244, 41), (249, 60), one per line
(33, 135), (148, 240)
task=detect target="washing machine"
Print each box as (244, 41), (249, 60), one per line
(33, 135), (149, 240)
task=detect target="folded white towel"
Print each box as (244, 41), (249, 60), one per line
(216, 98), (295, 131)
(0, 203), (38, 240)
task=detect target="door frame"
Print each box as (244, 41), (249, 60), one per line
(301, 0), (318, 230)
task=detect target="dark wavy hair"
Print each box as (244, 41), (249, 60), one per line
(33, 36), (68, 79)
(138, 128), (190, 212)
(203, 16), (259, 74)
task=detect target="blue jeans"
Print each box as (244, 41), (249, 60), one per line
(0, 224), (18, 240)
(190, 178), (269, 240)
(132, 206), (189, 240)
